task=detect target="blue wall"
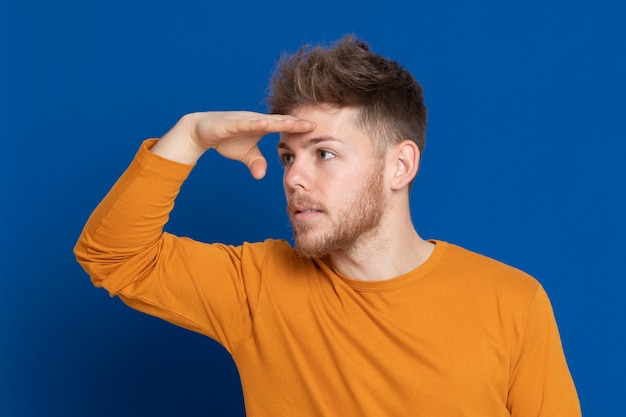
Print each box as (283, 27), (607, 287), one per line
(2, 0), (624, 415)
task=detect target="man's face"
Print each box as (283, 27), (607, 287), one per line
(278, 106), (387, 258)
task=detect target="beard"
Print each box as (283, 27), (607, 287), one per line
(287, 167), (385, 258)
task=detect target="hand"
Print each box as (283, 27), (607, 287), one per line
(152, 111), (315, 179)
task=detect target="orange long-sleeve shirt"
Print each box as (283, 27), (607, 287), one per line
(75, 140), (581, 416)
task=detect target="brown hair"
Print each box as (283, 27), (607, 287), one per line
(267, 35), (427, 156)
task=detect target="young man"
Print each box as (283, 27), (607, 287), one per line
(75, 36), (580, 416)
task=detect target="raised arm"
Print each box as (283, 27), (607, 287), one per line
(73, 111), (314, 339)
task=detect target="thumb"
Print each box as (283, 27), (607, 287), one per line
(241, 147), (268, 180)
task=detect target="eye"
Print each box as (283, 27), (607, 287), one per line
(279, 153), (295, 166)
(317, 149), (336, 160)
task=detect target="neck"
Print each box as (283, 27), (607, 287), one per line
(328, 215), (434, 282)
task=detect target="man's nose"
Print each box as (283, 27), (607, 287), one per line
(283, 157), (311, 192)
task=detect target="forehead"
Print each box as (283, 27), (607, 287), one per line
(278, 106), (370, 149)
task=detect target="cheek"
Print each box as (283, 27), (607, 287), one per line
(339, 165), (371, 185)
(326, 174), (363, 201)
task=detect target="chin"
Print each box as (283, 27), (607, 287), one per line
(293, 232), (331, 259)
(293, 238), (320, 258)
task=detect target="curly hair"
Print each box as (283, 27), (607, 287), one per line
(267, 35), (427, 156)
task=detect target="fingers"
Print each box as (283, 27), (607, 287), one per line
(280, 117), (316, 133)
(194, 112), (315, 147)
(237, 116), (315, 136)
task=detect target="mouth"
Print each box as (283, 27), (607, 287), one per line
(295, 208), (322, 214)
(289, 203), (325, 223)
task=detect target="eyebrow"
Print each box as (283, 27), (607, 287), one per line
(277, 135), (343, 151)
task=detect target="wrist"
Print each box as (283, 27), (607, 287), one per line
(150, 134), (206, 165)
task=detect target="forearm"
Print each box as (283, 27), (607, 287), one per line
(74, 139), (194, 286)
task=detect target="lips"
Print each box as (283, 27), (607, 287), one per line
(293, 206), (322, 215)
(288, 199), (326, 223)
(294, 212), (323, 223)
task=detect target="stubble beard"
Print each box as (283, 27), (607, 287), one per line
(288, 168), (385, 259)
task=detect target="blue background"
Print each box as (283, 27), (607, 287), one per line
(2, 0), (624, 415)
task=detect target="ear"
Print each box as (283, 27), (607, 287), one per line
(389, 140), (420, 191)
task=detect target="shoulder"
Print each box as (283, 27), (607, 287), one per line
(433, 240), (542, 300)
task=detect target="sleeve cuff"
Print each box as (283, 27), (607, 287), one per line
(134, 138), (196, 181)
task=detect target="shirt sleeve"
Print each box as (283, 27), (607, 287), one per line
(74, 140), (262, 352)
(507, 285), (581, 416)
